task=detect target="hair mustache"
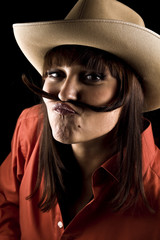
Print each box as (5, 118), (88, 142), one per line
(22, 74), (120, 112)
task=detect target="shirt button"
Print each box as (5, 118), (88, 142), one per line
(58, 221), (63, 229)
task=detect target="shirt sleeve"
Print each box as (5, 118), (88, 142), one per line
(0, 113), (26, 240)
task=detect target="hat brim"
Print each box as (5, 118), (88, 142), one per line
(13, 19), (160, 112)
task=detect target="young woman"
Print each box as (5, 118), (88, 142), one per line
(0, 0), (160, 239)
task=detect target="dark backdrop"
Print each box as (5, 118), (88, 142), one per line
(1, 0), (159, 164)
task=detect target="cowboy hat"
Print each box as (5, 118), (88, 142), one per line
(13, 0), (160, 112)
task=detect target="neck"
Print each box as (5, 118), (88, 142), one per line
(71, 129), (118, 179)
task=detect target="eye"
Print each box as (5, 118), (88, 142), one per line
(47, 70), (66, 80)
(81, 72), (106, 85)
(86, 74), (101, 81)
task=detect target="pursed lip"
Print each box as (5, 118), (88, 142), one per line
(53, 102), (78, 115)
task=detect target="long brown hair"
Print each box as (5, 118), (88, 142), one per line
(25, 45), (153, 213)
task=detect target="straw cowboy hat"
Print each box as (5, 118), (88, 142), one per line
(13, 0), (160, 112)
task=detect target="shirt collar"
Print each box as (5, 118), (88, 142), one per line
(101, 121), (156, 181)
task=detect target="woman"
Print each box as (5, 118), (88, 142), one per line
(0, 0), (160, 239)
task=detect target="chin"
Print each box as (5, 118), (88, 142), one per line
(52, 130), (77, 145)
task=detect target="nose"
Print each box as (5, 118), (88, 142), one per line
(58, 76), (80, 102)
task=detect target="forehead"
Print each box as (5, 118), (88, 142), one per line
(43, 45), (130, 82)
(47, 63), (110, 76)
(43, 45), (113, 74)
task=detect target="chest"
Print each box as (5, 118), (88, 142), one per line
(59, 200), (160, 240)
(58, 183), (93, 228)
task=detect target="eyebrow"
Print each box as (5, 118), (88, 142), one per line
(47, 64), (108, 73)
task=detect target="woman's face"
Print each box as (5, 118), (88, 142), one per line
(43, 63), (121, 144)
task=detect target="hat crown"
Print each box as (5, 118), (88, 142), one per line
(65, 0), (145, 27)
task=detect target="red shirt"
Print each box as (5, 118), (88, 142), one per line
(0, 104), (160, 240)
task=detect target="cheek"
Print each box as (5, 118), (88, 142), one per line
(82, 108), (121, 138)
(43, 80), (49, 92)
(82, 84), (117, 107)
(43, 79), (60, 97)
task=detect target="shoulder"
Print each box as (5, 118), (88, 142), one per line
(0, 105), (45, 181)
(12, 104), (44, 160)
(150, 146), (160, 179)
(18, 104), (43, 122)
(141, 145), (160, 214)
(15, 104), (44, 143)
(142, 121), (160, 180)
(142, 123), (160, 210)
(16, 104), (44, 135)
(145, 146), (160, 210)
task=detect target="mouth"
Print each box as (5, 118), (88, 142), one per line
(53, 102), (78, 115)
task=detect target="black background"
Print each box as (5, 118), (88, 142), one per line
(1, 0), (160, 164)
